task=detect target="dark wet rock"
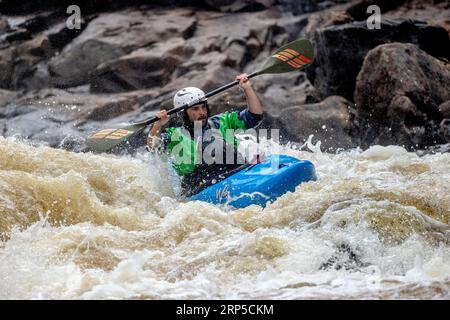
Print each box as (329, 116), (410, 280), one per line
(18, 61), (52, 90)
(0, 17), (11, 35)
(439, 119), (450, 143)
(0, 35), (54, 89)
(58, 134), (88, 152)
(306, 19), (450, 101)
(354, 43), (450, 149)
(0, 89), (17, 108)
(278, 0), (349, 16)
(48, 9), (197, 88)
(383, 0), (450, 35)
(3, 28), (32, 43)
(90, 39), (194, 93)
(89, 7), (306, 92)
(257, 72), (318, 115)
(303, 0), (412, 34)
(19, 24), (86, 89)
(91, 51), (179, 93)
(165, 54), (238, 94)
(204, 0), (275, 12)
(304, 5), (353, 35)
(210, 0), (346, 14)
(345, 0), (407, 20)
(0, 11), (64, 46)
(1, 11), (68, 47)
(0, 102), (37, 119)
(439, 101), (450, 119)
(14, 11), (64, 35)
(4, 109), (64, 146)
(320, 243), (369, 271)
(45, 20), (87, 52)
(0, 0), (148, 14)
(420, 143), (450, 155)
(279, 96), (356, 151)
(49, 39), (127, 88)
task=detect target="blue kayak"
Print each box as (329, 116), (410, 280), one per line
(189, 154), (317, 208)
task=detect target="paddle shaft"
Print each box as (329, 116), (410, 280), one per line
(142, 71), (260, 126)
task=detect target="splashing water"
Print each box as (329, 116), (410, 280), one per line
(0, 135), (449, 299)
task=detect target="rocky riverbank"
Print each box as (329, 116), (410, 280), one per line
(0, 0), (449, 152)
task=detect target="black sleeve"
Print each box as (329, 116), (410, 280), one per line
(238, 107), (264, 129)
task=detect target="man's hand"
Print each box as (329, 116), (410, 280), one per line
(236, 73), (252, 91)
(148, 110), (170, 146)
(155, 110), (170, 127)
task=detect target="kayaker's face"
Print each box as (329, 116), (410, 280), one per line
(187, 103), (208, 126)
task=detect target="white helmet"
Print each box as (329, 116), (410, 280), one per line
(173, 87), (206, 108)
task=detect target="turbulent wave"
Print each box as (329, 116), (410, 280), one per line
(1, 136), (449, 299)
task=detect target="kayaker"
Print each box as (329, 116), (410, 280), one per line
(147, 73), (264, 196)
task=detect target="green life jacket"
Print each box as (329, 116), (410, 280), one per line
(164, 111), (248, 176)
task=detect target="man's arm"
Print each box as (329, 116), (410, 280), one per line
(236, 73), (263, 115)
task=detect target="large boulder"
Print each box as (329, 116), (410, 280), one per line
(48, 8), (197, 88)
(354, 42), (450, 149)
(306, 19), (450, 101)
(0, 35), (54, 89)
(90, 38), (195, 93)
(256, 72), (318, 116)
(279, 95), (355, 151)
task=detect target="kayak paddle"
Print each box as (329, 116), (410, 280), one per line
(86, 38), (315, 153)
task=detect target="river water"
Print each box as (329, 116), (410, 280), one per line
(1, 136), (449, 299)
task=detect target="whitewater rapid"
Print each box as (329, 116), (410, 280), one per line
(0, 136), (449, 299)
